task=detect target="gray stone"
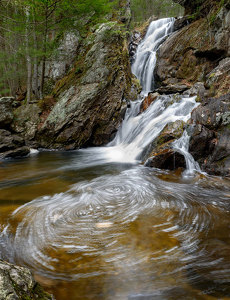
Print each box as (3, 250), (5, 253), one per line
(11, 104), (41, 140)
(37, 20), (134, 149)
(45, 31), (80, 81)
(0, 260), (52, 300)
(0, 97), (14, 128)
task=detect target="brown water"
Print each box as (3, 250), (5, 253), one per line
(0, 151), (230, 300)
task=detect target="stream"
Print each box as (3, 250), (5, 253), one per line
(0, 18), (230, 300)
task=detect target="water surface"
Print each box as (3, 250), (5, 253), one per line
(0, 152), (230, 300)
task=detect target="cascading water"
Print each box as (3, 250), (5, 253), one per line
(132, 18), (174, 95)
(1, 18), (229, 300)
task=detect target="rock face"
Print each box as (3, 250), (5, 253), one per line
(189, 93), (230, 176)
(37, 20), (136, 149)
(155, 2), (230, 98)
(0, 260), (52, 300)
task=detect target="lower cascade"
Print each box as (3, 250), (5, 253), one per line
(0, 18), (230, 300)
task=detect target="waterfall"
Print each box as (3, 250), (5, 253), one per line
(61, 18), (200, 173)
(172, 131), (202, 175)
(132, 18), (175, 95)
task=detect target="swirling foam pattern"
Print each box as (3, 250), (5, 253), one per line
(1, 166), (230, 299)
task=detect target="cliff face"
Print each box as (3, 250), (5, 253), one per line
(155, 1), (230, 97)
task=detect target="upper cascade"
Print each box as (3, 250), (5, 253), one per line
(132, 18), (175, 95)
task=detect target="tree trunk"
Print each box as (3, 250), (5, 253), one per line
(39, 6), (48, 99)
(25, 7), (32, 103)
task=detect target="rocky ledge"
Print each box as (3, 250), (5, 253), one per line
(0, 260), (52, 300)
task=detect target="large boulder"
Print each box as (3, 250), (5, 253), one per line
(0, 129), (30, 159)
(11, 104), (41, 142)
(37, 20), (137, 149)
(0, 260), (52, 300)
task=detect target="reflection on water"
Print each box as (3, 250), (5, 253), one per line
(0, 151), (230, 300)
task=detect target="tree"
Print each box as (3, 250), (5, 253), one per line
(0, 0), (114, 100)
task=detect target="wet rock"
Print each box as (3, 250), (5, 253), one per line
(0, 129), (30, 159)
(173, 16), (190, 32)
(2, 146), (30, 159)
(189, 93), (230, 176)
(0, 259), (52, 300)
(189, 124), (215, 161)
(143, 120), (185, 169)
(129, 31), (142, 64)
(145, 148), (186, 170)
(140, 92), (159, 112)
(0, 97), (14, 128)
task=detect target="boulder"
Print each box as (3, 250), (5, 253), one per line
(0, 259), (52, 300)
(140, 92), (159, 112)
(143, 120), (185, 170)
(37, 20), (136, 149)
(189, 93), (230, 176)
(0, 129), (30, 159)
(11, 104), (41, 141)
(2, 146), (30, 159)
(0, 97), (14, 128)
(145, 149), (186, 170)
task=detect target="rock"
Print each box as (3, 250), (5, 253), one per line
(174, 16), (190, 31)
(172, 0), (221, 17)
(129, 31), (142, 64)
(155, 4), (230, 98)
(183, 82), (208, 99)
(37, 20), (135, 149)
(0, 97), (14, 128)
(191, 93), (230, 129)
(0, 259), (52, 300)
(206, 58), (230, 97)
(0, 129), (30, 159)
(1, 146), (30, 159)
(145, 148), (186, 170)
(189, 124), (215, 161)
(143, 120), (185, 169)
(155, 83), (189, 94)
(189, 93), (230, 176)
(11, 104), (41, 141)
(140, 92), (159, 112)
(44, 31), (80, 83)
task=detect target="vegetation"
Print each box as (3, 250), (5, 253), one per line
(0, 0), (116, 100)
(130, 0), (184, 24)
